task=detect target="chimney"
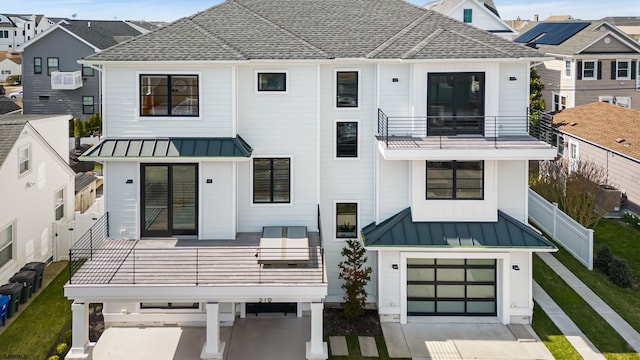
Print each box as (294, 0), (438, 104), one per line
(534, 14), (539, 22)
(88, 21), (91, 28)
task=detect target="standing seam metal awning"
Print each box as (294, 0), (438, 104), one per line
(362, 208), (556, 249)
(81, 136), (253, 159)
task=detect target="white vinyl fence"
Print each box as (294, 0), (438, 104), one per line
(55, 196), (105, 260)
(528, 188), (594, 270)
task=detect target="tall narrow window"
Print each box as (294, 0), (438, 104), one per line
(582, 60), (596, 80)
(18, 145), (30, 175)
(564, 60), (571, 78)
(34, 57), (42, 74)
(253, 158), (291, 203)
(336, 71), (358, 108)
(47, 57), (59, 75)
(336, 121), (358, 158)
(54, 188), (65, 220)
(336, 203), (358, 239)
(82, 96), (94, 114)
(616, 60), (631, 80)
(140, 74), (199, 116)
(463, 9), (472, 23)
(0, 223), (13, 268)
(426, 161), (484, 199)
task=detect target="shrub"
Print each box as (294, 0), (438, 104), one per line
(622, 212), (640, 231)
(608, 257), (633, 288)
(338, 238), (372, 320)
(594, 244), (613, 275)
(47, 356), (59, 360)
(55, 343), (68, 357)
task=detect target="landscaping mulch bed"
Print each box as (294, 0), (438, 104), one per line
(324, 307), (383, 336)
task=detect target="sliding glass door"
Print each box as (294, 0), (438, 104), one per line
(141, 164), (197, 237)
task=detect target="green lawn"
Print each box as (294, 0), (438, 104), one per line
(531, 302), (582, 360)
(594, 218), (640, 278)
(533, 255), (640, 359)
(0, 266), (72, 360)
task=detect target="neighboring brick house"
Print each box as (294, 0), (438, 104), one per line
(516, 20), (640, 112)
(553, 102), (640, 213)
(63, 1), (557, 359)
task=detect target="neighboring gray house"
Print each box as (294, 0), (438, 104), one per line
(18, 20), (153, 120)
(515, 20), (640, 112)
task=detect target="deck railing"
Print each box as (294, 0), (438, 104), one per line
(377, 108), (555, 148)
(69, 212), (109, 279)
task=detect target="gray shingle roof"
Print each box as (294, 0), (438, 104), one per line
(0, 97), (21, 115)
(362, 207), (556, 249)
(75, 172), (98, 193)
(61, 20), (145, 50)
(86, 0), (541, 62)
(0, 117), (27, 168)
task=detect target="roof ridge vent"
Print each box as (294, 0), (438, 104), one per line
(615, 138), (625, 143)
(569, 122), (577, 126)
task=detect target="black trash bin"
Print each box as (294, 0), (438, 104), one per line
(0, 283), (22, 318)
(21, 262), (46, 291)
(9, 271), (36, 303)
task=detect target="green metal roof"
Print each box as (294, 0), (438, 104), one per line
(362, 208), (555, 249)
(82, 137), (253, 159)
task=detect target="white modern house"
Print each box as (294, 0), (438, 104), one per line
(424, 0), (518, 39)
(0, 114), (75, 285)
(65, 0), (557, 359)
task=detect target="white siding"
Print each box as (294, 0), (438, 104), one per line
(376, 152), (410, 222)
(508, 252), (533, 324)
(29, 115), (72, 161)
(201, 161), (235, 239)
(498, 63), (528, 118)
(497, 160), (528, 222)
(103, 64), (234, 138)
(0, 124), (74, 284)
(377, 250), (401, 320)
(378, 64), (411, 116)
(411, 160), (498, 222)
(448, 0), (512, 34)
(236, 64), (319, 231)
(104, 161), (139, 239)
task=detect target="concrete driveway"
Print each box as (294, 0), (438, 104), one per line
(383, 322), (554, 360)
(92, 316), (310, 360)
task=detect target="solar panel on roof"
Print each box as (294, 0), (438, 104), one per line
(514, 22), (590, 45)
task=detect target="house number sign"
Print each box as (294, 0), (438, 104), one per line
(258, 298), (272, 303)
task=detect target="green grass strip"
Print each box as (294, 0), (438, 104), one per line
(0, 267), (72, 360)
(534, 254), (640, 359)
(531, 301), (582, 359)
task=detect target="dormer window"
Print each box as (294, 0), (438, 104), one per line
(463, 9), (472, 23)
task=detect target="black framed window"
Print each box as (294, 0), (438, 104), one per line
(336, 203), (357, 238)
(407, 258), (496, 316)
(426, 161), (483, 199)
(258, 72), (286, 91)
(47, 57), (59, 75)
(253, 158), (290, 203)
(34, 57), (42, 74)
(427, 72), (484, 135)
(82, 96), (95, 114)
(336, 71), (358, 108)
(82, 64), (94, 76)
(140, 74), (199, 116)
(336, 121), (358, 157)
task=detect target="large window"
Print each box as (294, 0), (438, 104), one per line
(18, 145), (30, 175)
(34, 57), (42, 74)
(82, 96), (94, 114)
(463, 9), (472, 23)
(47, 57), (59, 75)
(139, 74), (199, 116)
(257, 72), (287, 92)
(336, 203), (357, 239)
(54, 188), (65, 220)
(427, 72), (484, 136)
(336, 121), (358, 158)
(426, 161), (484, 199)
(336, 71), (358, 108)
(253, 158), (290, 203)
(0, 223), (13, 269)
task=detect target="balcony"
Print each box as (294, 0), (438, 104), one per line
(65, 213), (327, 301)
(376, 109), (557, 160)
(51, 71), (83, 90)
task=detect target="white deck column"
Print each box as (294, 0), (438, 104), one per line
(201, 302), (225, 359)
(306, 302), (328, 360)
(66, 301), (90, 359)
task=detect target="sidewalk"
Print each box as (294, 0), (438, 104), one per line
(537, 252), (640, 353)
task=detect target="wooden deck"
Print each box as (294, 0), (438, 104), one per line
(70, 233), (325, 286)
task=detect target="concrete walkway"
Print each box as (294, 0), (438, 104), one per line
(532, 281), (605, 360)
(537, 252), (640, 353)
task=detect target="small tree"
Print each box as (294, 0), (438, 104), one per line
(338, 238), (372, 320)
(529, 67), (545, 122)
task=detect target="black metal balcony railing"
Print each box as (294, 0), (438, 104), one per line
(69, 211), (326, 286)
(377, 108), (554, 148)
